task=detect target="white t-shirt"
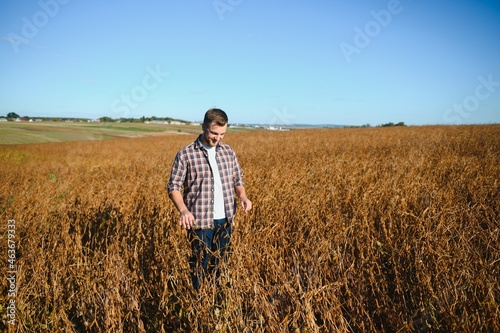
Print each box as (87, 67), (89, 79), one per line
(204, 145), (226, 219)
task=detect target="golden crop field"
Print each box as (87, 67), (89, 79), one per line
(1, 125), (499, 332)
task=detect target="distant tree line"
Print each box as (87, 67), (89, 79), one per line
(1, 113), (189, 123)
(378, 121), (406, 127)
(100, 116), (190, 123)
(346, 121), (406, 128)
(6, 112), (21, 119)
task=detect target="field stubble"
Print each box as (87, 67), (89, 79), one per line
(0, 125), (499, 332)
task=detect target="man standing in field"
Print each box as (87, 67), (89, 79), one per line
(167, 108), (252, 290)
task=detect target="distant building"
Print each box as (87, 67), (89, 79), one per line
(267, 126), (289, 131)
(16, 117), (31, 122)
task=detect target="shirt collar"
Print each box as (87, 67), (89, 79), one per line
(195, 134), (226, 151)
(194, 135), (204, 150)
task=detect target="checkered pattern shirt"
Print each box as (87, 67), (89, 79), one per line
(167, 135), (245, 229)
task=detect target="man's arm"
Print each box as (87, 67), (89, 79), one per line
(167, 151), (195, 229)
(236, 185), (252, 212)
(169, 190), (195, 229)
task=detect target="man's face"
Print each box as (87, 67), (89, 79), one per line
(202, 121), (227, 147)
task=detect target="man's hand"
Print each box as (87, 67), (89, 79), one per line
(240, 196), (252, 213)
(236, 186), (252, 213)
(169, 190), (195, 229)
(179, 209), (195, 229)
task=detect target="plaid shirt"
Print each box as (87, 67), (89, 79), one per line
(167, 135), (245, 229)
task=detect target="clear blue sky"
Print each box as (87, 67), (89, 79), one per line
(1, 0), (500, 126)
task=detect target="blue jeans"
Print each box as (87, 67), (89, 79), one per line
(189, 218), (231, 290)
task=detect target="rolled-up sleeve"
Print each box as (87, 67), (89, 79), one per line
(167, 151), (186, 194)
(233, 153), (245, 189)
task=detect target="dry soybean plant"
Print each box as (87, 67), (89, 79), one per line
(1, 125), (499, 332)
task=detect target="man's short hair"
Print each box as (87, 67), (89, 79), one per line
(204, 108), (228, 126)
